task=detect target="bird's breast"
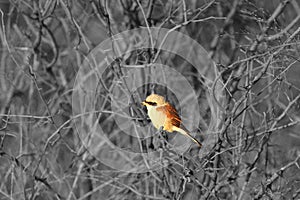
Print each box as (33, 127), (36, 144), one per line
(148, 107), (166, 130)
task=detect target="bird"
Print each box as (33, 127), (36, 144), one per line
(141, 94), (202, 147)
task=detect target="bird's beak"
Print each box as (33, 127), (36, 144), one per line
(141, 101), (146, 106)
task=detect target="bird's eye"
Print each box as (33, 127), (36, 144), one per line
(145, 101), (157, 106)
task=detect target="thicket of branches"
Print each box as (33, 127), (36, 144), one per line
(0, 0), (300, 199)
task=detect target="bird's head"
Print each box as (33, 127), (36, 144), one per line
(142, 94), (166, 107)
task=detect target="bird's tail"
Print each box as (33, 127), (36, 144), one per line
(173, 126), (202, 148)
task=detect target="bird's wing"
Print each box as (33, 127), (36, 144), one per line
(156, 103), (181, 128)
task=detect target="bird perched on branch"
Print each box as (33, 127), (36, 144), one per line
(142, 94), (202, 147)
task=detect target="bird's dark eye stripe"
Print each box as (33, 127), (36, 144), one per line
(145, 101), (157, 106)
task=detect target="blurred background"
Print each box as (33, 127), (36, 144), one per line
(0, 0), (300, 199)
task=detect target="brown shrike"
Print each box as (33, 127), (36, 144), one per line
(142, 94), (202, 147)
